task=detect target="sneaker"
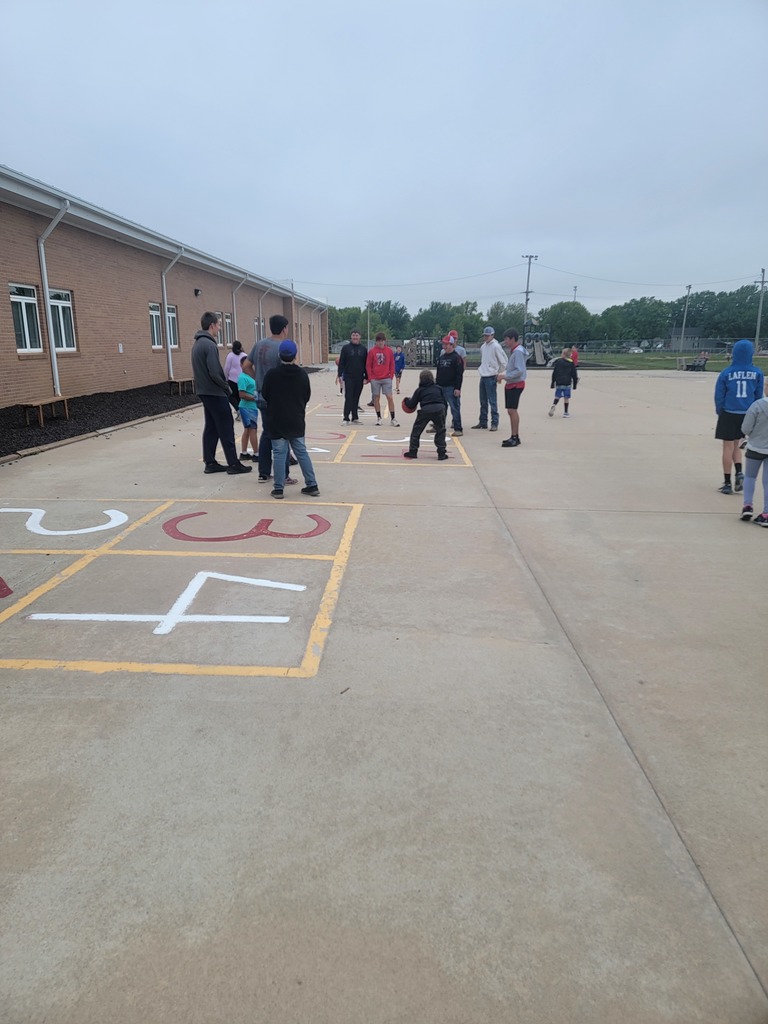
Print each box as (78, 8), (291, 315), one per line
(301, 485), (320, 496)
(376, 418), (382, 426)
(289, 456), (298, 467)
(548, 405), (556, 417)
(342, 418), (350, 424)
(258, 474), (271, 482)
(367, 400), (375, 407)
(754, 513), (768, 527)
(718, 483), (733, 495)
(284, 476), (298, 485)
(426, 426), (435, 433)
(391, 419), (400, 427)
(501, 437), (521, 448)
(226, 462), (252, 474)
(471, 423), (487, 430)
(734, 472), (744, 492)
(489, 425), (498, 431)
(437, 453), (448, 461)
(270, 488), (284, 499)
(403, 451), (417, 459)
(204, 462), (227, 474)
(563, 412), (570, 418)
(740, 505), (754, 521)
(351, 418), (361, 423)
(239, 452), (251, 461)
(451, 429), (463, 436)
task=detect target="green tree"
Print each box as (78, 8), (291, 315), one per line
(368, 300), (411, 339)
(536, 301), (593, 346)
(410, 301), (454, 337)
(486, 302), (525, 335)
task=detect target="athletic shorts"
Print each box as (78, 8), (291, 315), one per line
(370, 379), (393, 397)
(240, 406), (259, 428)
(555, 386), (572, 399)
(504, 385), (525, 410)
(745, 448), (768, 462)
(715, 412), (744, 441)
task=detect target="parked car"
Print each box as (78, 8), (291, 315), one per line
(627, 347), (644, 354)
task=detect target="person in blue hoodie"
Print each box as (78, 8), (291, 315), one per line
(713, 339), (764, 494)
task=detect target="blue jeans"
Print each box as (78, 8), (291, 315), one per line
(272, 436), (317, 491)
(479, 375), (499, 428)
(441, 386), (462, 431)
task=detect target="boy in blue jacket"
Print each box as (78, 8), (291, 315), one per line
(714, 339), (764, 494)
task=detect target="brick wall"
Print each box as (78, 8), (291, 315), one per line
(0, 202), (327, 410)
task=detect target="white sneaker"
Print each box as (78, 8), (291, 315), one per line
(548, 404), (556, 417)
(391, 419), (399, 427)
(376, 417), (382, 426)
(563, 411), (570, 418)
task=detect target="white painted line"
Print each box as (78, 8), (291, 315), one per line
(0, 507), (128, 536)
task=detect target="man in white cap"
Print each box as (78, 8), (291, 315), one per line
(472, 326), (508, 431)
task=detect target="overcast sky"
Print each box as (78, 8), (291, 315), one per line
(6, 0), (767, 317)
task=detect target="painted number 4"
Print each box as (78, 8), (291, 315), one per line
(28, 572), (306, 634)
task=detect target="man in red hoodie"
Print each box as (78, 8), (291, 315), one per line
(366, 332), (399, 427)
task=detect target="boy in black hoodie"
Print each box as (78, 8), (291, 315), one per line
(402, 370), (448, 460)
(261, 340), (319, 499)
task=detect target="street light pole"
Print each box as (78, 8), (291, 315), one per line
(755, 268), (765, 348)
(522, 254), (538, 332)
(679, 284), (692, 351)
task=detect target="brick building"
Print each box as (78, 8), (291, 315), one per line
(0, 166), (327, 410)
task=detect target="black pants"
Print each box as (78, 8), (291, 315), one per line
(199, 394), (238, 467)
(409, 409), (446, 455)
(343, 377), (365, 421)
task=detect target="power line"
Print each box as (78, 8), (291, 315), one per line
(295, 262), (527, 289)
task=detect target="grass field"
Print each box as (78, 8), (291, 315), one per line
(583, 353), (728, 371)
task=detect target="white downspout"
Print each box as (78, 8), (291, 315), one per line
(233, 274), (247, 342)
(38, 200), (70, 396)
(258, 284), (274, 339)
(161, 248), (183, 379)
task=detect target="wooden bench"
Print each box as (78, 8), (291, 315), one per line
(685, 356), (708, 372)
(22, 395), (70, 428)
(169, 378), (195, 395)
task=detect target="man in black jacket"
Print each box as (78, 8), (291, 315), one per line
(261, 340), (320, 499)
(190, 312), (251, 474)
(434, 335), (464, 436)
(337, 330), (368, 424)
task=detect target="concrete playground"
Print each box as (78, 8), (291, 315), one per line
(0, 367), (766, 1023)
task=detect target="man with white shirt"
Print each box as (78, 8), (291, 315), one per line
(472, 326), (508, 432)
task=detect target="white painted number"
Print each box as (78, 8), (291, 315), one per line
(736, 380), (748, 399)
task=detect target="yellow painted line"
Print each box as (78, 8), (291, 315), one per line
(0, 550), (335, 560)
(0, 501), (173, 626)
(307, 402), (322, 414)
(82, 498), (359, 507)
(297, 502), (363, 677)
(0, 658), (299, 678)
(343, 460), (471, 468)
(450, 436), (473, 466)
(333, 430), (357, 464)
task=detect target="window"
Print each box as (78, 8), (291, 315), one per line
(49, 289), (77, 350)
(166, 304), (179, 349)
(149, 303), (163, 348)
(215, 312), (223, 346)
(224, 313), (232, 347)
(10, 284), (42, 351)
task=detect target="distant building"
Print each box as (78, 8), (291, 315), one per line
(0, 166), (327, 409)
(668, 326), (704, 352)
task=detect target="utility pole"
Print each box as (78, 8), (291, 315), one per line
(755, 268), (765, 348)
(522, 254), (538, 329)
(679, 284), (692, 351)
(573, 285), (577, 303)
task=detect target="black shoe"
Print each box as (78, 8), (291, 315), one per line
(289, 456), (299, 467)
(471, 423), (487, 430)
(239, 452), (251, 461)
(367, 400), (375, 407)
(437, 453), (448, 461)
(258, 474), (270, 482)
(301, 485), (320, 496)
(227, 462), (252, 474)
(501, 437), (520, 448)
(204, 462), (227, 473)
(718, 483), (733, 495)
(270, 488), (284, 499)
(403, 451), (417, 459)
(740, 505), (754, 521)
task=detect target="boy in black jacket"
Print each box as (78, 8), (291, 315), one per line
(261, 340), (320, 499)
(548, 348), (579, 417)
(402, 370), (448, 460)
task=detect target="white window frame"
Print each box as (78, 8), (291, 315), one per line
(224, 312), (233, 347)
(166, 304), (179, 349)
(10, 284), (43, 352)
(49, 289), (77, 350)
(149, 302), (163, 349)
(214, 312), (224, 346)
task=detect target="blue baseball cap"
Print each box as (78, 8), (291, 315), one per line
(279, 339), (297, 360)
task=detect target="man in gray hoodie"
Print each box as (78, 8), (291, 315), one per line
(739, 380), (768, 525)
(498, 328), (528, 448)
(191, 312), (251, 475)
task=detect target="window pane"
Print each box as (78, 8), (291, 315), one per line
(51, 307), (63, 348)
(12, 301), (25, 348)
(26, 304), (41, 348)
(61, 305), (75, 347)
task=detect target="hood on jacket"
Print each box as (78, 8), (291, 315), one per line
(731, 339), (754, 365)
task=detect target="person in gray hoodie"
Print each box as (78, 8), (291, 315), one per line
(739, 380), (768, 526)
(498, 328), (528, 447)
(190, 312), (251, 475)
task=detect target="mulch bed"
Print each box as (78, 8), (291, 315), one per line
(0, 383), (200, 459)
